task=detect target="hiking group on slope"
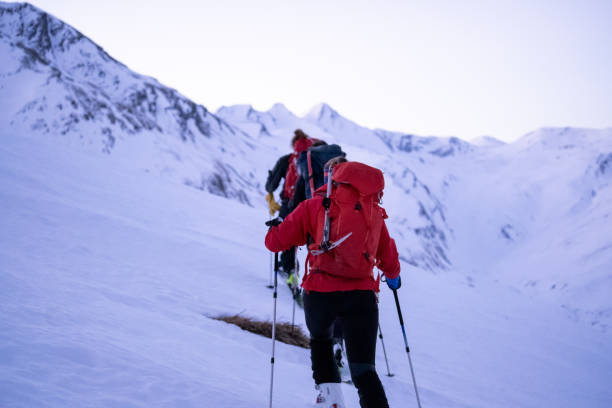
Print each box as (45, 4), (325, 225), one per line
(264, 129), (403, 408)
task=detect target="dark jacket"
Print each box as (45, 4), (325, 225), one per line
(265, 154), (291, 197)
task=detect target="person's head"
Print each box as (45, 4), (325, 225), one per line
(292, 129), (315, 153)
(291, 129), (309, 148)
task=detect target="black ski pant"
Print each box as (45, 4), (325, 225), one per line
(279, 247), (295, 275)
(304, 290), (389, 408)
(332, 317), (343, 344)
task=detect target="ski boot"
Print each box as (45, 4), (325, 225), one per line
(286, 272), (304, 307)
(315, 383), (346, 408)
(286, 272), (299, 290)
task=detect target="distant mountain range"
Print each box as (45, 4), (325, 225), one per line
(2, 1), (611, 330)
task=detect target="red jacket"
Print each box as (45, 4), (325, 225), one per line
(265, 195), (401, 293)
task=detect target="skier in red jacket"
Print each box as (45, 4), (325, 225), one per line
(265, 159), (401, 408)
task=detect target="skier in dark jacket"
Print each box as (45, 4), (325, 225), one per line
(265, 130), (313, 280)
(265, 159), (401, 408)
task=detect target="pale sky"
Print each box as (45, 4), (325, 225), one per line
(29, 0), (612, 142)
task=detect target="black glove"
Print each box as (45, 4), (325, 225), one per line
(265, 217), (283, 228)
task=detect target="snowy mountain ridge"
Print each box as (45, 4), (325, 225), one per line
(217, 103), (612, 331)
(0, 1), (268, 205)
(1, 2), (612, 408)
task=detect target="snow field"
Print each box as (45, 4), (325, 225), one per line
(1, 133), (611, 407)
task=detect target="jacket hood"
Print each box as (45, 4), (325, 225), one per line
(332, 162), (384, 195)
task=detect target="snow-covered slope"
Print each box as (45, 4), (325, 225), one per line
(474, 128), (612, 325)
(470, 135), (506, 147)
(0, 1), (270, 205)
(2, 124), (611, 408)
(1, 2), (612, 407)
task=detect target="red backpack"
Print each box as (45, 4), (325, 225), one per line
(308, 162), (387, 279)
(282, 138), (313, 200)
(282, 152), (299, 200)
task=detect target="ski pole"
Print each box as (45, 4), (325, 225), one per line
(268, 252), (274, 288)
(267, 216), (274, 289)
(291, 247), (298, 332)
(291, 293), (296, 333)
(269, 252), (279, 408)
(393, 289), (422, 408)
(378, 323), (394, 377)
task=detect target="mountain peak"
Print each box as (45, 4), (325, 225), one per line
(0, 0), (126, 72)
(216, 104), (255, 117)
(1, 2), (41, 14)
(267, 102), (292, 117)
(304, 103), (339, 122)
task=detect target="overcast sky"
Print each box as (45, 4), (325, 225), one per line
(30, 0), (612, 142)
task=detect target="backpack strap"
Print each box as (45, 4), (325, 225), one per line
(307, 150), (316, 199)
